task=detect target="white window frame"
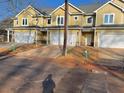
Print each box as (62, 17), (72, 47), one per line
(47, 18), (52, 25)
(74, 16), (79, 21)
(22, 18), (28, 26)
(56, 16), (64, 26)
(86, 16), (93, 24)
(103, 13), (115, 24)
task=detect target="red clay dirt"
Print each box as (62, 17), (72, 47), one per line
(0, 44), (42, 56)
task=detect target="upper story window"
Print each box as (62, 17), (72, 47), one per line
(47, 18), (51, 25)
(74, 16), (78, 21)
(22, 18), (28, 26)
(87, 16), (93, 24)
(56, 16), (64, 26)
(103, 14), (114, 24)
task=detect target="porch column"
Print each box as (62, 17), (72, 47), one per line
(46, 29), (49, 45)
(94, 30), (97, 47)
(79, 30), (81, 46)
(12, 30), (14, 43)
(7, 30), (10, 42)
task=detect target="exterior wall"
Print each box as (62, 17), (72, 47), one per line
(61, 4), (82, 13)
(96, 3), (124, 26)
(50, 4), (84, 26)
(14, 7), (44, 28)
(83, 15), (95, 26)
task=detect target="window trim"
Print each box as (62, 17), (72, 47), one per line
(22, 18), (28, 26)
(56, 16), (64, 26)
(103, 13), (115, 24)
(86, 16), (93, 24)
(74, 16), (79, 21)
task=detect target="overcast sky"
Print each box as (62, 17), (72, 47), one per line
(0, 0), (108, 21)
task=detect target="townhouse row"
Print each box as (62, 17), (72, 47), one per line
(7, 0), (124, 48)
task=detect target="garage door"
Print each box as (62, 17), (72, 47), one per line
(50, 31), (77, 46)
(14, 32), (35, 43)
(99, 32), (124, 48)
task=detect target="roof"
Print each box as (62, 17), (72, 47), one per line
(37, 8), (54, 16)
(0, 18), (13, 30)
(79, 0), (110, 14)
(14, 1), (112, 17)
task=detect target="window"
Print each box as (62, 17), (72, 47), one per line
(87, 17), (93, 24)
(22, 18), (28, 26)
(56, 16), (64, 25)
(48, 18), (51, 25)
(74, 16), (78, 21)
(104, 14), (114, 24)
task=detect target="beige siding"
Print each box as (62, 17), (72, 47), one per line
(96, 3), (124, 26)
(14, 7), (44, 28)
(50, 4), (85, 26)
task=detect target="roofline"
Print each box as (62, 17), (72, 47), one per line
(68, 3), (85, 13)
(50, 3), (85, 15)
(15, 5), (44, 18)
(94, 0), (124, 13)
(110, 2), (124, 11)
(94, 1), (112, 12)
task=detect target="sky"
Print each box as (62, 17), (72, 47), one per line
(0, 0), (108, 21)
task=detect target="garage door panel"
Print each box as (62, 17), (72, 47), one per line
(99, 32), (124, 48)
(14, 32), (35, 43)
(50, 31), (77, 46)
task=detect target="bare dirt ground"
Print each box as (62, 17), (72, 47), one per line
(0, 55), (124, 93)
(0, 45), (124, 93)
(0, 44), (42, 57)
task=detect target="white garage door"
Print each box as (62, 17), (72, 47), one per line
(99, 32), (124, 48)
(50, 31), (77, 46)
(14, 32), (35, 43)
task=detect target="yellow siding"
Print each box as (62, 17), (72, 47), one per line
(50, 4), (84, 26)
(83, 16), (94, 26)
(61, 4), (82, 13)
(96, 3), (124, 26)
(14, 6), (44, 28)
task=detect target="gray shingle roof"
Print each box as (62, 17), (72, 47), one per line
(79, 1), (110, 14)
(38, 8), (54, 16)
(0, 18), (13, 30)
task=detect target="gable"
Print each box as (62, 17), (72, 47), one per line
(96, 3), (123, 13)
(15, 5), (43, 18)
(62, 3), (84, 14)
(50, 3), (84, 15)
(94, 1), (124, 13)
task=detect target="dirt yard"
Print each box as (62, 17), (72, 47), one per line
(68, 46), (124, 63)
(0, 55), (124, 93)
(0, 45), (124, 93)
